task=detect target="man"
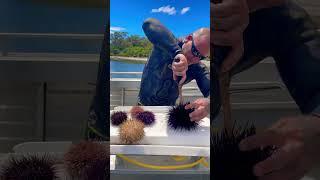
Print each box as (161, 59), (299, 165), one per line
(212, 0), (320, 179)
(138, 18), (210, 121)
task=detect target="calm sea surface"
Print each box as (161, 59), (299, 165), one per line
(110, 60), (145, 78)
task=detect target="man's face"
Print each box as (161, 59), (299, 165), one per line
(182, 34), (209, 65)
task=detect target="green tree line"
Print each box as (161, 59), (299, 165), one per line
(110, 32), (152, 57)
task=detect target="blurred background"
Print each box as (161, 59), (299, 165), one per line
(0, 0), (319, 169)
(0, 0), (107, 153)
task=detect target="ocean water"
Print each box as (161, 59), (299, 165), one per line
(110, 60), (145, 78)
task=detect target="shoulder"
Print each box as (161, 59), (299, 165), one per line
(189, 62), (209, 71)
(187, 62), (209, 77)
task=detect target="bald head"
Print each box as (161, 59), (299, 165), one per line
(193, 28), (210, 57)
(182, 27), (210, 65)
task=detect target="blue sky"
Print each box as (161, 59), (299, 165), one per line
(110, 0), (209, 37)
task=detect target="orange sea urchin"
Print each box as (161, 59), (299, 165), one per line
(119, 119), (145, 144)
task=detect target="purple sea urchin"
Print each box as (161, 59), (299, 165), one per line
(119, 119), (145, 144)
(1, 155), (57, 180)
(136, 111), (155, 125)
(64, 141), (109, 180)
(111, 111), (127, 126)
(167, 102), (198, 131)
(211, 124), (273, 180)
(130, 106), (144, 118)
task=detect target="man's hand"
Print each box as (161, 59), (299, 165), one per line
(172, 54), (188, 85)
(211, 0), (249, 72)
(185, 98), (210, 122)
(239, 116), (320, 180)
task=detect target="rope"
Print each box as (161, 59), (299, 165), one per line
(117, 154), (209, 170)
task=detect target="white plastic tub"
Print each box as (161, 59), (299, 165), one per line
(110, 106), (210, 157)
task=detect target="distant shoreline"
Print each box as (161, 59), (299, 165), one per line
(110, 56), (147, 64)
(110, 56), (210, 67)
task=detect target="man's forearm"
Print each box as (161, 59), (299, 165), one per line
(247, 0), (287, 12)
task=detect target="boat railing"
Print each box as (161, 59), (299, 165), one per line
(109, 72), (296, 110)
(110, 74), (204, 109)
(0, 32), (104, 56)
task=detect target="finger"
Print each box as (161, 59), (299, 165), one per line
(221, 42), (244, 72)
(254, 141), (302, 176)
(173, 61), (185, 67)
(174, 65), (187, 72)
(190, 106), (205, 120)
(213, 14), (246, 31)
(239, 130), (285, 151)
(211, 1), (240, 18)
(173, 62), (187, 71)
(172, 66), (184, 76)
(211, 28), (243, 46)
(185, 103), (193, 110)
(186, 102), (200, 110)
(196, 111), (208, 121)
(179, 75), (187, 85)
(268, 118), (303, 140)
(191, 109), (207, 122)
(172, 64), (178, 72)
(173, 73), (177, 81)
(191, 112), (206, 122)
(269, 118), (289, 130)
(258, 158), (305, 180)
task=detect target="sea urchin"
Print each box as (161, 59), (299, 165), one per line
(130, 106), (144, 118)
(119, 119), (145, 144)
(64, 141), (109, 180)
(136, 111), (155, 125)
(211, 123), (273, 180)
(167, 102), (198, 131)
(1, 155), (57, 180)
(111, 111), (128, 126)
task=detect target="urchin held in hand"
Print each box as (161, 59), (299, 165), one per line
(211, 124), (273, 180)
(1, 155), (57, 180)
(167, 102), (199, 131)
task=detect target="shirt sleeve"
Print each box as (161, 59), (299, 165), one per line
(189, 63), (210, 97)
(274, 2), (320, 114)
(142, 18), (182, 59)
(227, 2), (320, 115)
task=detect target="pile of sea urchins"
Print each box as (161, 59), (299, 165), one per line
(111, 106), (156, 144)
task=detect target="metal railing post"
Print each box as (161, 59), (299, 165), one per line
(121, 88), (125, 106)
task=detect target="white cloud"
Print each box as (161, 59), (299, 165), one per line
(151, 5), (176, 15)
(110, 26), (125, 32)
(181, 7), (190, 15)
(110, 26), (126, 34)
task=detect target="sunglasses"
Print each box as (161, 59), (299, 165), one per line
(191, 37), (207, 60)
